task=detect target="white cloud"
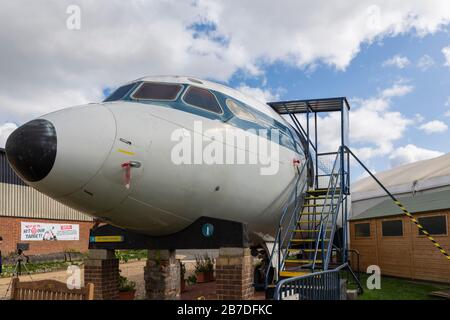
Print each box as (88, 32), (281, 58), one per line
(235, 84), (280, 103)
(1, 1), (450, 126)
(442, 46), (450, 66)
(389, 144), (444, 167)
(380, 82), (414, 99)
(419, 120), (448, 134)
(414, 113), (425, 124)
(417, 54), (435, 71)
(382, 54), (410, 69)
(0, 122), (18, 148)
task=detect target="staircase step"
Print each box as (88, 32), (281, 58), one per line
(287, 248), (328, 252)
(303, 204), (331, 207)
(301, 249), (328, 252)
(290, 239), (330, 243)
(300, 211), (334, 215)
(297, 220), (321, 224)
(307, 189), (341, 196)
(305, 196), (338, 200)
(285, 259), (323, 264)
(292, 229), (331, 232)
(307, 189), (329, 193)
(279, 271), (310, 278)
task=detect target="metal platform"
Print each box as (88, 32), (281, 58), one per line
(268, 97), (350, 114)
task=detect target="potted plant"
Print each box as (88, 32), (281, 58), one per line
(118, 275), (136, 300)
(187, 274), (197, 286)
(180, 262), (187, 292)
(194, 254), (214, 283)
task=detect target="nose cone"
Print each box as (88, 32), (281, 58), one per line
(6, 119), (57, 182)
(7, 104), (117, 199)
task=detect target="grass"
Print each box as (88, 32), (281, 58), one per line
(348, 273), (450, 300)
(0, 250), (147, 278)
(115, 250), (148, 262)
(0, 260), (83, 278)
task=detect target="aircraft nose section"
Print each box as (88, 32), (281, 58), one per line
(5, 119), (57, 182)
(9, 104), (117, 198)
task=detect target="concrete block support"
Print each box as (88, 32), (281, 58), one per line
(216, 247), (254, 300)
(144, 249), (180, 300)
(84, 249), (119, 300)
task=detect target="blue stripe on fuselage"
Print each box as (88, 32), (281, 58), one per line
(118, 82), (303, 155)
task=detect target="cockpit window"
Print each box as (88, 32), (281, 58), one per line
(132, 82), (183, 101)
(226, 99), (257, 123)
(103, 83), (136, 102)
(182, 87), (223, 114)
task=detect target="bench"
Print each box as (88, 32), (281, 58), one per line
(10, 278), (94, 300)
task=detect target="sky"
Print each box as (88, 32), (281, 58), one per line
(0, 1), (449, 181)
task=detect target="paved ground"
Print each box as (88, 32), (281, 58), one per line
(0, 260), (148, 300)
(0, 258), (266, 300)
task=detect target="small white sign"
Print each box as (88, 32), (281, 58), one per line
(21, 222), (80, 241)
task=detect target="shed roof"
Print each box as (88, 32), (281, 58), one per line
(350, 189), (450, 221)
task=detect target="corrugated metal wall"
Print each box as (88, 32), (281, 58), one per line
(0, 149), (92, 221)
(0, 150), (26, 186)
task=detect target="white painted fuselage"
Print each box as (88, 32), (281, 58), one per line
(6, 76), (308, 240)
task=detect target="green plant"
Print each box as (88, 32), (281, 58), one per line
(0, 260), (84, 278)
(115, 250), (148, 263)
(187, 274), (197, 285)
(194, 254), (214, 273)
(118, 275), (136, 292)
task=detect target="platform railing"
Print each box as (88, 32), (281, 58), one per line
(274, 263), (348, 300)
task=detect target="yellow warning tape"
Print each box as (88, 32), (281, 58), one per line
(394, 200), (450, 260)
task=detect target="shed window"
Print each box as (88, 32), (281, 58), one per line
(104, 83), (136, 102)
(382, 220), (403, 237)
(418, 215), (447, 235)
(132, 82), (182, 101)
(183, 87), (222, 114)
(355, 223), (370, 237)
(226, 99), (257, 122)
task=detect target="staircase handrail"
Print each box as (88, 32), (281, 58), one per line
(264, 160), (308, 287)
(311, 147), (342, 270)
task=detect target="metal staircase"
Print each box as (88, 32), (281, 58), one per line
(263, 96), (447, 299)
(266, 147), (345, 285)
(264, 97), (356, 299)
(282, 149), (344, 277)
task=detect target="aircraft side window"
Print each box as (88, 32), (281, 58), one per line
(132, 82), (183, 101)
(103, 83), (137, 102)
(182, 86), (223, 114)
(225, 99), (257, 123)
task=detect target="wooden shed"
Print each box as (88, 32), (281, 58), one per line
(349, 189), (450, 284)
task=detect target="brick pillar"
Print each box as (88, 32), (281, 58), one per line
(144, 249), (180, 300)
(216, 247), (254, 300)
(84, 249), (119, 300)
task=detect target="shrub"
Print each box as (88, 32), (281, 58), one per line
(118, 275), (136, 292)
(194, 254), (214, 273)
